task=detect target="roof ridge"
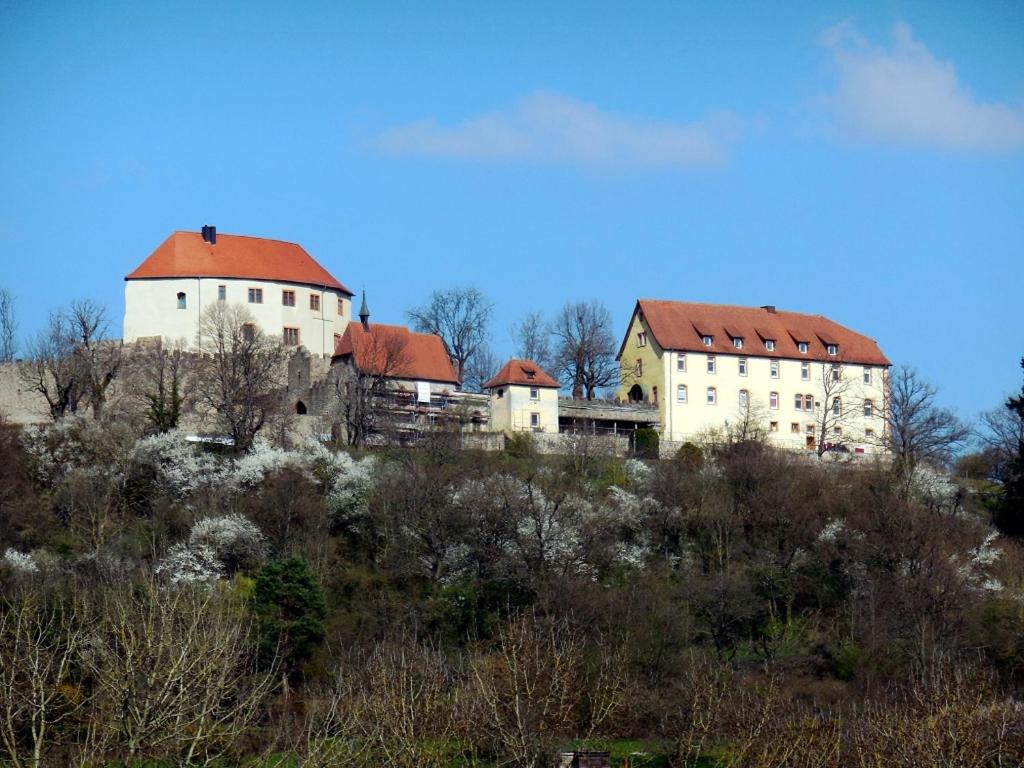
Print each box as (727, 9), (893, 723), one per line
(171, 230), (308, 250)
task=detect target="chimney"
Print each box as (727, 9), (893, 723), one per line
(359, 290), (370, 331)
(760, 304), (776, 313)
(201, 225), (217, 245)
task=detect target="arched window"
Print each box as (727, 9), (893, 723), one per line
(677, 384), (687, 403)
(295, 401), (307, 415)
(738, 389), (749, 408)
(706, 386), (717, 405)
(176, 292), (186, 309)
(832, 397), (842, 416)
(863, 399), (873, 417)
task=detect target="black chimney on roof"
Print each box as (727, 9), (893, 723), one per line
(201, 225), (217, 245)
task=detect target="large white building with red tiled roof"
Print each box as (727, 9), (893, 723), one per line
(123, 226), (353, 357)
(617, 299), (891, 454)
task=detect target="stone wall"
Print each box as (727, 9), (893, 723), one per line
(0, 363), (54, 424)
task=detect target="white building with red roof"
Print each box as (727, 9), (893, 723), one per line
(123, 226), (353, 356)
(617, 299), (891, 454)
(483, 358), (560, 434)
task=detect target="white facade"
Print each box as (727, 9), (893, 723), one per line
(489, 384), (560, 434)
(124, 277), (351, 357)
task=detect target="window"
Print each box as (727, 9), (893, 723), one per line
(769, 391), (779, 409)
(798, 341), (808, 354)
(791, 422), (800, 434)
(248, 287), (263, 304)
(833, 426), (842, 436)
(529, 386), (539, 400)
(733, 337), (743, 349)
(337, 297), (345, 316)
(677, 354), (686, 372)
(865, 428), (875, 438)
(242, 323), (256, 342)
(635, 359), (643, 377)
(706, 355), (716, 374)
(706, 387), (717, 405)
(333, 332), (341, 348)
(794, 394), (803, 410)
(677, 384), (688, 402)
(863, 367), (871, 385)
(637, 331), (647, 347)
(652, 386), (658, 404)
(525, 370), (535, 380)
(831, 365), (841, 382)
(832, 397), (841, 416)
(530, 412), (540, 428)
(864, 399), (873, 417)
(310, 294), (321, 311)
(282, 290), (296, 307)
(496, 388), (504, 399)
(804, 394), (814, 411)
(770, 360), (779, 379)
(176, 292), (186, 309)
(827, 344), (838, 356)
(738, 357), (747, 376)
(739, 389), (749, 408)
(801, 362), (810, 381)
(702, 335), (713, 347)
(806, 424), (815, 435)
(765, 339), (775, 351)
(770, 421), (778, 432)
(283, 327), (300, 346)
(217, 285), (226, 301)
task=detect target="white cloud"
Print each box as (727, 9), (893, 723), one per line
(369, 92), (738, 169)
(821, 20), (1024, 152)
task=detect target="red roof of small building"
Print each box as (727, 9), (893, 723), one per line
(126, 231), (352, 295)
(623, 299), (890, 366)
(333, 323), (459, 385)
(483, 359), (560, 389)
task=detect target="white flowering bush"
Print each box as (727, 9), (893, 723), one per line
(189, 514), (267, 573)
(953, 530), (1007, 593)
(3, 548), (40, 575)
(622, 458), (654, 491)
(155, 542), (223, 586)
(325, 453), (377, 528)
(226, 444), (312, 490)
(131, 430), (227, 498)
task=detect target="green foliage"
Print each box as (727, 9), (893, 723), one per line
(826, 639), (867, 681)
(505, 431), (536, 459)
(674, 442), (704, 472)
(253, 557), (326, 678)
(633, 427), (659, 460)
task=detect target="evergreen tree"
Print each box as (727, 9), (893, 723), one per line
(995, 357), (1024, 536)
(253, 557), (326, 682)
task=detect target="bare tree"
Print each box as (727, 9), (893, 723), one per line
(20, 310), (83, 420)
(0, 286), (16, 363)
(513, 311), (553, 371)
(0, 593), (87, 768)
(82, 583), (276, 765)
(406, 285), (493, 383)
(461, 342), (500, 393)
(194, 303), (288, 453)
(332, 326), (411, 447)
(67, 299), (123, 420)
(551, 300), (618, 400)
(883, 365), (969, 471)
(814, 363), (856, 456)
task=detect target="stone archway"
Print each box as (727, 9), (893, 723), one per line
(295, 400), (307, 415)
(627, 384), (644, 403)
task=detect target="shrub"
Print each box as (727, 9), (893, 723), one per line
(633, 428), (659, 460)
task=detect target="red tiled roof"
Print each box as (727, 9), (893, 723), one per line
(333, 323), (459, 385)
(483, 359), (560, 389)
(623, 299), (890, 366)
(125, 231), (352, 294)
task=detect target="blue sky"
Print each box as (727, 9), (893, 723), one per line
(1, 0), (1022, 418)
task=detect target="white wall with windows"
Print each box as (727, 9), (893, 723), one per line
(123, 276), (351, 357)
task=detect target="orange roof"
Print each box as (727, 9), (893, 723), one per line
(126, 231), (352, 294)
(333, 323), (459, 385)
(483, 359), (560, 389)
(623, 299), (890, 366)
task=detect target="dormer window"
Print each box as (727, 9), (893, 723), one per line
(637, 331), (647, 347)
(525, 370), (535, 380)
(702, 335), (713, 347)
(764, 339), (775, 351)
(827, 344), (838, 356)
(176, 292), (186, 309)
(732, 337), (743, 349)
(797, 341), (808, 354)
